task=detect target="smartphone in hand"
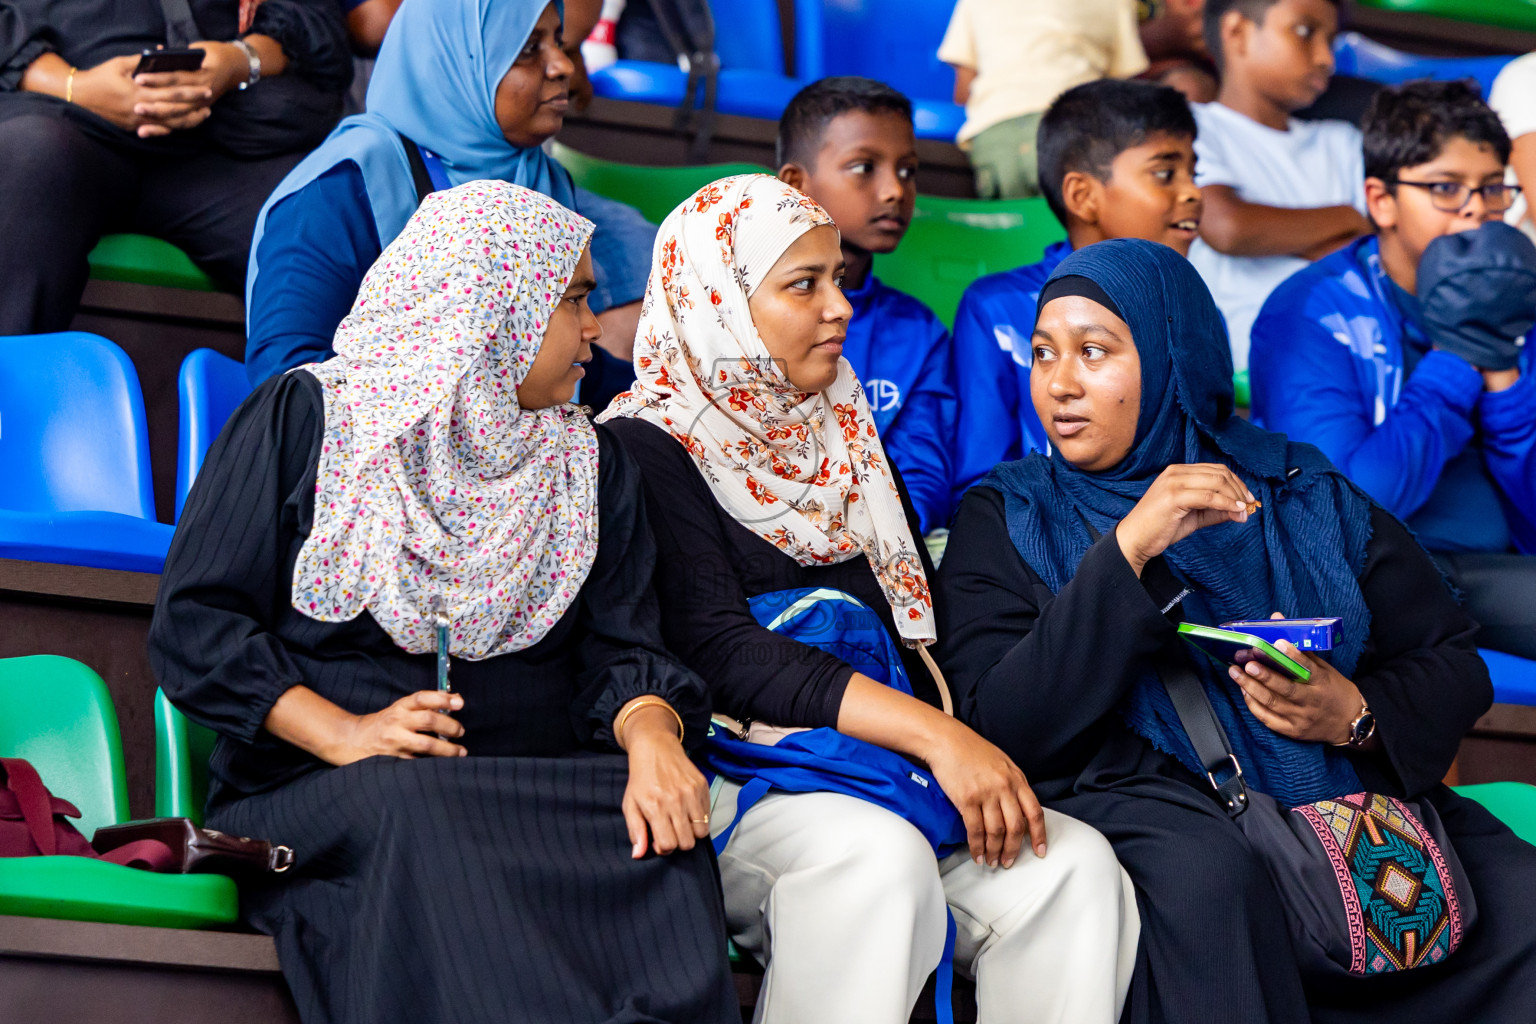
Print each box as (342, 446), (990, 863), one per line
(134, 48), (206, 76)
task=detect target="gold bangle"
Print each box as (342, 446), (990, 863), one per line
(65, 67), (77, 105)
(616, 698), (684, 748)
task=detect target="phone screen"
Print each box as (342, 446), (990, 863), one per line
(1180, 635), (1312, 682)
(134, 48), (206, 75)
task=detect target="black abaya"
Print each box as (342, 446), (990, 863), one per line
(937, 486), (1536, 1024)
(148, 373), (737, 1024)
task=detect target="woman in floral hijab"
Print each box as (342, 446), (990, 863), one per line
(151, 180), (736, 1024)
(602, 175), (1139, 1024)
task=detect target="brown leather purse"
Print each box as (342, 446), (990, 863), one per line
(91, 818), (294, 875)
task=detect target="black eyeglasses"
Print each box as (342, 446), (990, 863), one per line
(1389, 179), (1523, 213)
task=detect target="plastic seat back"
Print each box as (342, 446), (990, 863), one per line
(1333, 32), (1515, 98)
(154, 689), (217, 826)
(87, 235), (218, 293)
(0, 656), (129, 839)
(175, 348), (253, 522)
(554, 143), (771, 224)
(873, 194), (1067, 327)
(0, 332), (155, 519)
(796, 0), (959, 103)
(1350, 0), (1536, 34)
(1453, 782), (1536, 847)
(711, 0), (787, 72)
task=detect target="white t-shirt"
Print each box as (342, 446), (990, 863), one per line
(1489, 52), (1536, 237)
(937, 0), (1147, 146)
(1188, 102), (1366, 370)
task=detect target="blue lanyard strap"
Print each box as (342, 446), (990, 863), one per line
(420, 149), (451, 193)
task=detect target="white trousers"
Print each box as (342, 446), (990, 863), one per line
(717, 789), (1139, 1024)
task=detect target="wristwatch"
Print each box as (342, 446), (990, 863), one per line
(232, 38), (261, 90)
(1335, 701), (1376, 749)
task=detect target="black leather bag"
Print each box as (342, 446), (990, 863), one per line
(1159, 657), (1476, 980)
(91, 817), (293, 875)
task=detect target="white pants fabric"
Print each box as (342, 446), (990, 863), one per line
(717, 788), (1139, 1024)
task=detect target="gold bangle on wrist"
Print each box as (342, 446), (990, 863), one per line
(65, 67), (77, 104)
(615, 698), (684, 748)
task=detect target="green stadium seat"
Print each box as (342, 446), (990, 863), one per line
(873, 194), (1067, 328)
(1454, 782), (1536, 847)
(155, 689), (219, 826)
(552, 143), (772, 225)
(1352, 0), (1536, 33)
(0, 655), (237, 928)
(87, 234), (219, 293)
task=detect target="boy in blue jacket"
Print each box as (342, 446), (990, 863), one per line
(778, 77), (957, 533)
(949, 79), (1202, 504)
(1251, 80), (1536, 658)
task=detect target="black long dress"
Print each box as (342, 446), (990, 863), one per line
(937, 486), (1536, 1024)
(148, 373), (738, 1024)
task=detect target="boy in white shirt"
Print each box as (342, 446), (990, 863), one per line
(1189, 0), (1372, 368)
(939, 0), (1147, 199)
(1488, 52), (1536, 238)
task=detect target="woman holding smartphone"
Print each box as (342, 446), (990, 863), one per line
(0, 0), (351, 334)
(937, 238), (1536, 1023)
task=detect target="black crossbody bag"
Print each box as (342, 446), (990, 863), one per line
(1158, 654), (1476, 979)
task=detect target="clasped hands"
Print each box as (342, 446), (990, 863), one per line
(70, 40), (251, 138)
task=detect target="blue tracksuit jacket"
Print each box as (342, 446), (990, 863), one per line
(948, 240), (1069, 508)
(1251, 235), (1536, 554)
(842, 273), (958, 533)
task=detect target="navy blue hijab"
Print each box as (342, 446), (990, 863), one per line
(986, 239), (1370, 806)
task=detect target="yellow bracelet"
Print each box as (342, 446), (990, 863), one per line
(65, 67), (77, 105)
(616, 698), (684, 748)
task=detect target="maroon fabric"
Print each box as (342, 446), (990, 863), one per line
(0, 757), (175, 870)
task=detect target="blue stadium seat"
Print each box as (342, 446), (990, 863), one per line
(1332, 33), (1517, 98)
(1482, 648), (1536, 707)
(796, 0), (964, 141)
(0, 332), (173, 572)
(589, 0), (962, 140)
(591, 61), (806, 122)
(591, 0), (805, 121)
(175, 349), (253, 522)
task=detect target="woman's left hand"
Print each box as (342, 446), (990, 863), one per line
(1228, 618), (1365, 746)
(617, 701), (711, 859)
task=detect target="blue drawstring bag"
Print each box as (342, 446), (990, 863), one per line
(707, 588), (967, 1021)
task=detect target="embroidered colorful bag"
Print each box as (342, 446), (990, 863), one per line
(1160, 659), (1476, 979)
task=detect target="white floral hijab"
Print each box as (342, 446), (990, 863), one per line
(292, 180), (600, 660)
(598, 174), (934, 645)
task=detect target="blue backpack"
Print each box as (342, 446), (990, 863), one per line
(706, 588), (967, 1020)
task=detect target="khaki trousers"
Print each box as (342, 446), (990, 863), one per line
(967, 111), (1046, 200)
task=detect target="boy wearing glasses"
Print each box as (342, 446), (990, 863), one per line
(1251, 80), (1536, 659)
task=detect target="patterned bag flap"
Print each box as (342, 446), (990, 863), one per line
(1293, 793), (1471, 975)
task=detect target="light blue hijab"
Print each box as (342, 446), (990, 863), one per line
(247, 0), (577, 305)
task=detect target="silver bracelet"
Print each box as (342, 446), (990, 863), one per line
(232, 38), (261, 91)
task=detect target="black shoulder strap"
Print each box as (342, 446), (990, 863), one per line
(1159, 657), (1251, 818)
(398, 134), (436, 208)
(1075, 511), (1249, 815)
(155, 0), (203, 48)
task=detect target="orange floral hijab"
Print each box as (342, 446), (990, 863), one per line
(599, 175), (934, 645)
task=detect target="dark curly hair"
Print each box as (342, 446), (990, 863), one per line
(1362, 79), (1511, 183)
